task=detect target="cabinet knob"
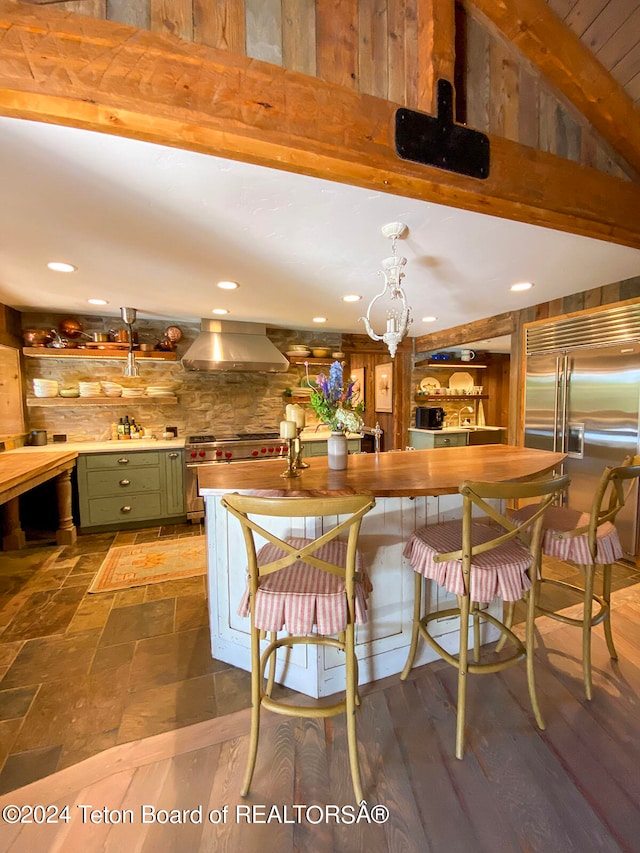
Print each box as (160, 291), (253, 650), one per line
(117, 457), (130, 464)
(443, 438), (451, 444)
(120, 505), (132, 513)
(119, 479), (130, 487)
(168, 452), (179, 458)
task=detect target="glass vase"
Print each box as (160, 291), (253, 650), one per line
(327, 431), (348, 470)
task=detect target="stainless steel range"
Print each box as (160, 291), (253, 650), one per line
(185, 432), (286, 521)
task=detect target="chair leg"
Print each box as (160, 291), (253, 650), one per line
(525, 588), (544, 730)
(265, 631), (277, 697)
(344, 623), (364, 802)
(455, 594), (471, 760)
(496, 601), (515, 653)
(602, 563), (618, 661)
(472, 603), (481, 663)
(241, 624), (263, 797)
(401, 571), (423, 680)
(582, 564), (595, 701)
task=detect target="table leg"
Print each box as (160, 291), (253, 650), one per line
(2, 497), (26, 550)
(55, 468), (77, 546)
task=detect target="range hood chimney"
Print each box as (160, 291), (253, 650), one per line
(182, 319), (289, 373)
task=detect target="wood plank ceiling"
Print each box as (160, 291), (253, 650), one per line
(546, 0), (640, 106)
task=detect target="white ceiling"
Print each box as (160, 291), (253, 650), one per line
(1, 115), (639, 342)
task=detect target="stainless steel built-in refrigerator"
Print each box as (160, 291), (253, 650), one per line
(524, 307), (640, 558)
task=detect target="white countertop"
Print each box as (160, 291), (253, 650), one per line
(7, 437), (185, 454)
(299, 428), (363, 443)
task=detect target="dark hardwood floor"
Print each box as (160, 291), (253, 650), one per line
(1, 583), (639, 852)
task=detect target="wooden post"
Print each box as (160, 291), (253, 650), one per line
(55, 467), (77, 546)
(1, 497), (26, 550)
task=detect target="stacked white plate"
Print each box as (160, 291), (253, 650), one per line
(122, 387), (146, 397)
(79, 381), (102, 397)
(33, 378), (59, 398)
(146, 385), (174, 397)
(101, 381), (123, 397)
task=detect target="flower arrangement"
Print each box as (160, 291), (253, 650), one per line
(307, 360), (364, 434)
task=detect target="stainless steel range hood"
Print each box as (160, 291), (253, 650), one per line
(181, 319), (289, 372)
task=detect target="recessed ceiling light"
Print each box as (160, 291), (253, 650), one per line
(217, 280), (239, 290)
(342, 294), (362, 303)
(87, 298), (108, 306)
(421, 315), (437, 323)
(313, 317), (327, 324)
(47, 261), (77, 273)
(212, 308), (229, 315)
(510, 281), (534, 292)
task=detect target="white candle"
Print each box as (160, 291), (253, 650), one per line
(290, 403), (306, 429)
(280, 420), (297, 439)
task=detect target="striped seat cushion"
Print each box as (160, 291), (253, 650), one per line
(238, 537), (371, 634)
(403, 520), (533, 603)
(511, 504), (623, 565)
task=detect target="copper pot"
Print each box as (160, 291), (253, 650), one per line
(110, 328), (137, 343)
(23, 328), (53, 347)
(59, 318), (83, 339)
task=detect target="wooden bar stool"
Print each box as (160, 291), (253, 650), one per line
(401, 474), (569, 759)
(221, 492), (375, 802)
(511, 455), (640, 699)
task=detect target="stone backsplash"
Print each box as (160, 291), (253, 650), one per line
(22, 313), (342, 441)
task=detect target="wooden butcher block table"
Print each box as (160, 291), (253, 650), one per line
(0, 450), (78, 550)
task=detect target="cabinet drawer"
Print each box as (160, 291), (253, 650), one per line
(86, 467), (161, 498)
(85, 493), (163, 526)
(84, 451), (161, 470)
(432, 432), (468, 448)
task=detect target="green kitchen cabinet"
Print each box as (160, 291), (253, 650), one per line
(301, 438), (362, 458)
(77, 448), (185, 531)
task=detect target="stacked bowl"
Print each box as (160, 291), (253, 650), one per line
(78, 381), (102, 398)
(101, 381), (123, 397)
(33, 378), (59, 398)
(122, 387), (146, 398)
(147, 385), (174, 398)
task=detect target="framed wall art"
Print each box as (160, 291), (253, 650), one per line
(374, 362), (393, 413)
(350, 367), (365, 408)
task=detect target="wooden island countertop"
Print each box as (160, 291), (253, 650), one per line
(197, 444), (566, 498)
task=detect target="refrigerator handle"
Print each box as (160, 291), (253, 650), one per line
(553, 356), (563, 453)
(561, 354), (570, 453)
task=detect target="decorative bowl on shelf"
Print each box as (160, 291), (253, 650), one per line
(311, 347), (331, 358)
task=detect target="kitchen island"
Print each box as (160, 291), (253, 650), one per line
(199, 445), (565, 697)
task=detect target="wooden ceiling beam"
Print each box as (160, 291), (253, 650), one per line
(0, 3), (640, 249)
(467, 0), (640, 176)
(414, 312), (516, 353)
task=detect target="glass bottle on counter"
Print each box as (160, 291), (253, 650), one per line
(123, 416), (131, 437)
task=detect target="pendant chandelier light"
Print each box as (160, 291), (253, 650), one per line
(360, 222), (412, 358)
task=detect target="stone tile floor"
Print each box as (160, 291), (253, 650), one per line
(0, 522), (255, 795)
(0, 524), (639, 795)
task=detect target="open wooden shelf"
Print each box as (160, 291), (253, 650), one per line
(415, 394), (488, 402)
(26, 396), (178, 407)
(415, 360), (488, 369)
(287, 356), (345, 366)
(23, 347), (177, 361)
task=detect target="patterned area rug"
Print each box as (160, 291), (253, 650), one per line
(88, 536), (206, 593)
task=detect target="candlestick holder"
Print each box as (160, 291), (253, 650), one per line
(280, 437), (301, 478)
(294, 429), (310, 469)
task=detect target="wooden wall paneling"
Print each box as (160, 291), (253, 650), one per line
(315, 0), (358, 89)
(358, 0), (388, 100)
(463, 9), (490, 132)
(592, 6), (640, 70)
(107, 0), (150, 30)
(193, 0), (246, 55)
(387, 0), (408, 103)
(580, 124), (599, 168)
(489, 36), (519, 141)
(538, 86), (558, 154)
(618, 275), (640, 302)
(518, 67), (539, 148)
(0, 304), (22, 349)
(150, 0), (192, 40)
(245, 0), (282, 65)
(610, 40), (640, 90)
(555, 103), (582, 162)
(415, 0), (456, 114)
(282, 0), (316, 76)
(56, 0), (106, 16)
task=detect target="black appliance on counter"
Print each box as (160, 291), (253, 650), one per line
(416, 406), (445, 430)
